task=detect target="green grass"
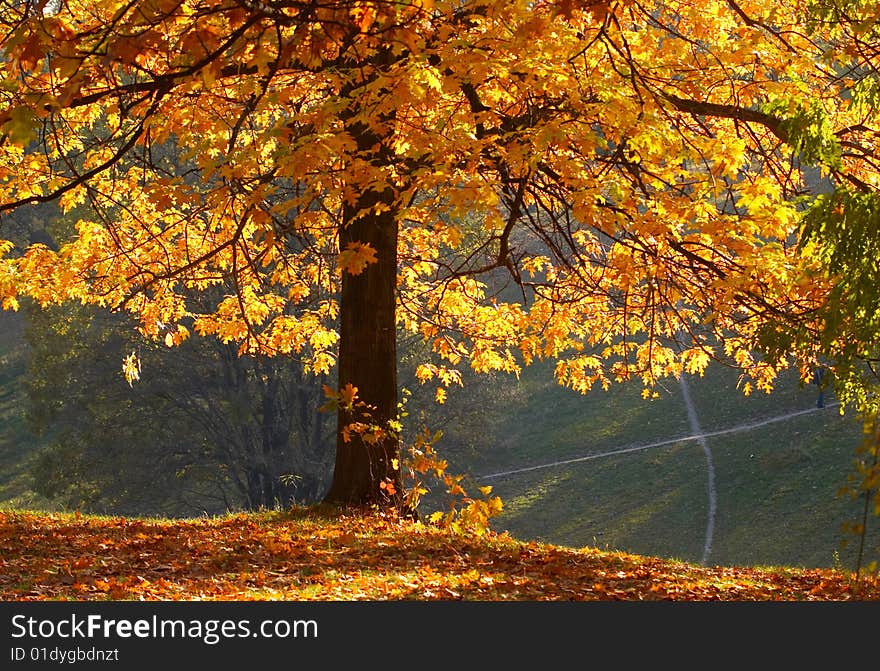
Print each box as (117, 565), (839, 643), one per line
(686, 365), (826, 430)
(0, 311), (33, 501)
(490, 440), (709, 563)
(432, 358), (874, 570)
(442, 362), (690, 477)
(709, 411), (877, 569)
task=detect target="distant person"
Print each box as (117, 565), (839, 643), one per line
(813, 368), (825, 408)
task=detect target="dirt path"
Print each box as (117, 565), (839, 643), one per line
(678, 375), (715, 565)
(478, 402), (840, 482)
(479, 398), (841, 564)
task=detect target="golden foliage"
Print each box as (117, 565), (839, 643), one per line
(0, 0), (871, 392)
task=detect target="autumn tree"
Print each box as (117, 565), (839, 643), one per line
(1, 0), (876, 509)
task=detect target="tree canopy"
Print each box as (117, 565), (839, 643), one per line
(0, 0), (878, 509)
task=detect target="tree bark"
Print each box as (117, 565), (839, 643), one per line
(322, 99), (401, 506)
(322, 190), (400, 506)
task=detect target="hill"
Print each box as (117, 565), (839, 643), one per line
(431, 360), (878, 570)
(2, 305), (878, 571)
(0, 509), (877, 601)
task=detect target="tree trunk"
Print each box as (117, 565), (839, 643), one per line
(322, 192), (400, 506)
(322, 107), (401, 507)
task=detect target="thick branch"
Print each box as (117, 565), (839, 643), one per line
(662, 93), (789, 144)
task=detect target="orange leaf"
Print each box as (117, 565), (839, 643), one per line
(338, 242), (378, 276)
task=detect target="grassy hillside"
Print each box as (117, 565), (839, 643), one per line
(1, 509), (877, 600)
(432, 361), (877, 570)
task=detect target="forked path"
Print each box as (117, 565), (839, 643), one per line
(479, 396), (841, 564)
(678, 375), (715, 565)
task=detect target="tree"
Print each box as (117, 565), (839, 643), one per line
(25, 294), (333, 514)
(0, 0), (876, 509)
(754, 0), (880, 571)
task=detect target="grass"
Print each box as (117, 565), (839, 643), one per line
(431, 358), (873, 570)
(440, 363), (691, 477)
(485, 440), (709, 563)
(709, 412), (878, 568)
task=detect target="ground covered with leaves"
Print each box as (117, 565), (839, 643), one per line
(1, 509), (877, 601)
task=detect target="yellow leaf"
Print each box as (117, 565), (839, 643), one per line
(3, 107), (39, 146)
(339, 382), (358, 408)
(122, 351), (141, 387)
(338, 242), (378, 276)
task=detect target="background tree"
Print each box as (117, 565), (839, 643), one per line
(25, 292), (333, 514)
(1, 0), (876, 510)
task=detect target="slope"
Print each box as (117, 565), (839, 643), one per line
(1, 509), (877, 600)
(428, 361), (876, 570)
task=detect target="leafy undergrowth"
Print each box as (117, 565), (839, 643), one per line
(1, 508), (877, 601)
